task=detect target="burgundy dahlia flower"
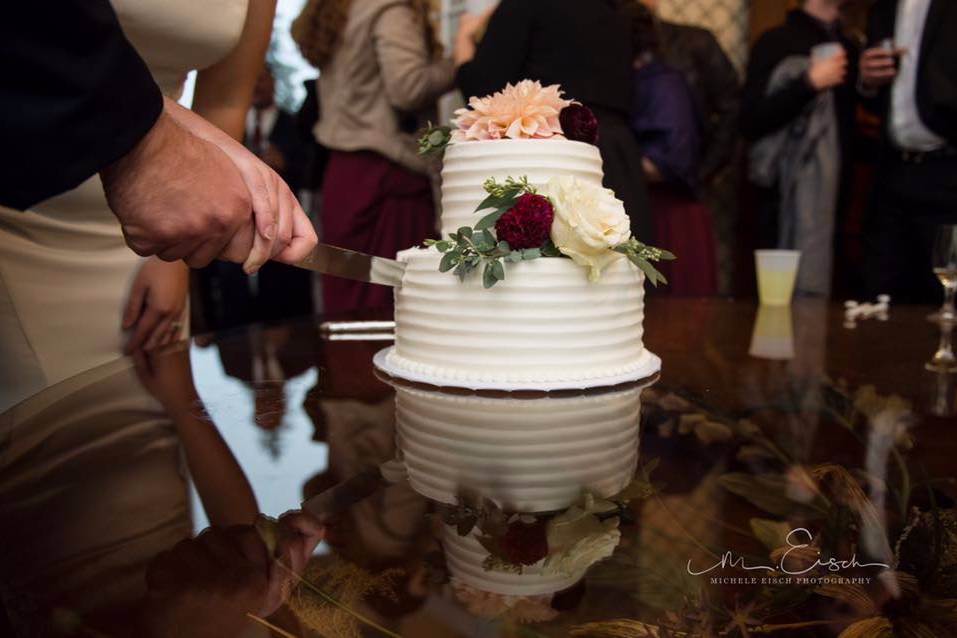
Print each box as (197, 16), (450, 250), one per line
(559, 103), (600, 145)
(500, 519), (550, 566)
(495, 193), (554, 250)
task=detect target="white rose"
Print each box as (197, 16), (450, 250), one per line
(542, 493), (622, 576)
(543, 528), (621, 577)
(545, 175), (632, 281)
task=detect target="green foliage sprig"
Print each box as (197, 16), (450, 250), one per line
(473, 176), (537, 230)
(614, 238), (676, 287)
(417, 122), (452, 155)
(425, 226), (546, 289)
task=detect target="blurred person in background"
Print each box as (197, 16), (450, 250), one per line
(859, 0), (957, 302)
(292, 0), (455, 317)
(244, 66), (310, 196)
(454, 0), (653, 242)
(0, 0), (308, 412)
(636, 0), (740, 295)
(741, 0), (859, 298)
(194, 66), (315, 333)
(626, 2), (717, 296)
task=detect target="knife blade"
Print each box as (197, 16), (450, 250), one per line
(301, 460), (406, 518)
(294, 243), (406, 287)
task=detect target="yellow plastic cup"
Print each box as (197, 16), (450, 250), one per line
(755, 250), (800, 306)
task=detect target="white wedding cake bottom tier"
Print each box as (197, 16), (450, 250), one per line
(443, 527), (583, 597)
(383, 247), (659, 391)
(395, 385), (642, 513)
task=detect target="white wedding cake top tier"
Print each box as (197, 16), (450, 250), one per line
(396, 385), (642, 512)
(439, 138), (604, 237)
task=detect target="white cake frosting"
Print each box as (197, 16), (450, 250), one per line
(395, 385), (643, 513)
(387, 247), (654, 389)
(440, 139), (604, 237)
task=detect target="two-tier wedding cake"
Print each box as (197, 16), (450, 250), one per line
(375, 81), (671, 391)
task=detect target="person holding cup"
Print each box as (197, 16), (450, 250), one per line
(859, 0), (957, 303)
(741, 0), (859, 299)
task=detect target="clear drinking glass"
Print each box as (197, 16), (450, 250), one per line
(930, 224), (957, 324)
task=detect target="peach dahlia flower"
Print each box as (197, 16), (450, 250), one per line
(452, 80), (574, 141)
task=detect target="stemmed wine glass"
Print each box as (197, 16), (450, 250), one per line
(930, 224), (957, 324)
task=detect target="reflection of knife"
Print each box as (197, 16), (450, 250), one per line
(294, 244), (406, 287)
(301, 460), (406, 518)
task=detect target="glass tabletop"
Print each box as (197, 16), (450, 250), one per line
(1, 299), (955, 637)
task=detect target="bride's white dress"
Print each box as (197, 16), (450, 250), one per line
(0, 0), (249, 412)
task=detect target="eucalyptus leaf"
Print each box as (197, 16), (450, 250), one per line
(475, 194), (515, 213)
(491, 259), (505, 281)
(541, 240), (562, 257)
(521, 248), (541, 260)
(506, 251), (524, 263)
(439, 251), (458, 273)
(483, 263), (497, 289)
(458, 226), (473, 239)
(475, 209), (507, 231)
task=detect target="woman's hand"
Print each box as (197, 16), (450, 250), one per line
(123, 256), (189, 354)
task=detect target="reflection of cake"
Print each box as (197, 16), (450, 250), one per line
(444, 527), (581, 597)
(440, 492), (623, 605)
(376, 81), (669, 392)
(396, 385), (643, 512)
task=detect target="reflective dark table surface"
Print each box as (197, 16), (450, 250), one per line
(2, 299), (955, 638)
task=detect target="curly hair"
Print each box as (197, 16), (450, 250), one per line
(292, 0), (441, 69)
(291, 0), (354, 68)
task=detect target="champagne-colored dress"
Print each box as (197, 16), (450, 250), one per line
(0, 0), (249, 413)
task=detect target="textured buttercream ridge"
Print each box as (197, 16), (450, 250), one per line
(385, 349), (651, 384)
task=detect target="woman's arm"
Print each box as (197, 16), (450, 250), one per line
(456, 0), (532, 99)
(191, 0), (276, 140)
(373, 4), (455, 112)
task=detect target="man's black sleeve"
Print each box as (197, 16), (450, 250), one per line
(0, 1), (164, 211)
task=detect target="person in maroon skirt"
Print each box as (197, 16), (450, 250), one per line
(292, 0), (455, 315)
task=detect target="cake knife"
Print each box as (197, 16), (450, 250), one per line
(301, 460), (406, 518)
(293, 243), (406, 287)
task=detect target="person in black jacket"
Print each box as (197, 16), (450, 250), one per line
(741, 1), (859, 257)
(859, 0), (957, 302)
(454, 0), (652, 241)
(0, 1), (315, 269)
